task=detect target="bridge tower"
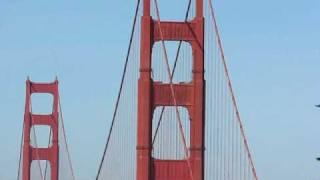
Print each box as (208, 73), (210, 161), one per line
(22, 79), (59, 180)
(137, 0), (205, 180)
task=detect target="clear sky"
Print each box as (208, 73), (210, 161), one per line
(0, 0), (320, 179)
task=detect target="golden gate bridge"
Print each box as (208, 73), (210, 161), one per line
(16, 0), (258, 179)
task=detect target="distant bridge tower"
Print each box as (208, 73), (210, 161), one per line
(137, 0), (205, 180)
(22, 79), (59, 180)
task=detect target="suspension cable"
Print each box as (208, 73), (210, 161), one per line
(58, 93), (76, 180)
(208, 1), (259, 179)
(16, 120), (25, 180)
(152, 0), (194, 179)
(95, 0), (141, 178)
(152, 0), (192, 145)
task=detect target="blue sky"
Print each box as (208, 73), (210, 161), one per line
(0, 0), (320, 179)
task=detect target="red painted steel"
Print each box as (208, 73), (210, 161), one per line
(137, 0), (205, 180)
(22, 79), (59, 180)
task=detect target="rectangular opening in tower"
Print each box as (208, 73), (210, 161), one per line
(152, 106), (190, 160)
(31, 93), (54, 115)
(150, 0), (196, 21)
(152, 41), (193, 83)
(30, 125), (53, 148)
(30, 160), (51, 180)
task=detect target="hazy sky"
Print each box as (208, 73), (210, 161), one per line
(0, 0), (320, 179)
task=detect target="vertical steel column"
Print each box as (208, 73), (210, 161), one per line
(190, 0), (205, 178)
(22, 79), (59, 180)
(137, 0), (153, 180)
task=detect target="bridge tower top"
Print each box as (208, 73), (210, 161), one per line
(137, 1), (205, 180)
(22, 79), (59, 180)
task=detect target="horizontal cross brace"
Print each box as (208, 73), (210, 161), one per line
(153, 20), (197, 42)
(31, 114), (58, 126)
(152, 159), (191, 180)
(31, 146), (57, 161)
(153, 82), (193, 107)
(29, 81), (58, 94)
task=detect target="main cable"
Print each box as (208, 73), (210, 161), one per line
(152, 0), (194, 179)
(152, 0), (192, 146)
(95, 0), (141, 178)
(16, 119), (25, 180)
(58, 92), (76, 180)
(208, 1), (259, 179)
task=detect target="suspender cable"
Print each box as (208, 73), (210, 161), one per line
(16, 122), (25, 180)
(58, 93), (76, 180)
(208, 1), (259, 179)
(96, 0), (141, 178)
(152, 0), (194, 179)
(152, 0), (192, 146)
